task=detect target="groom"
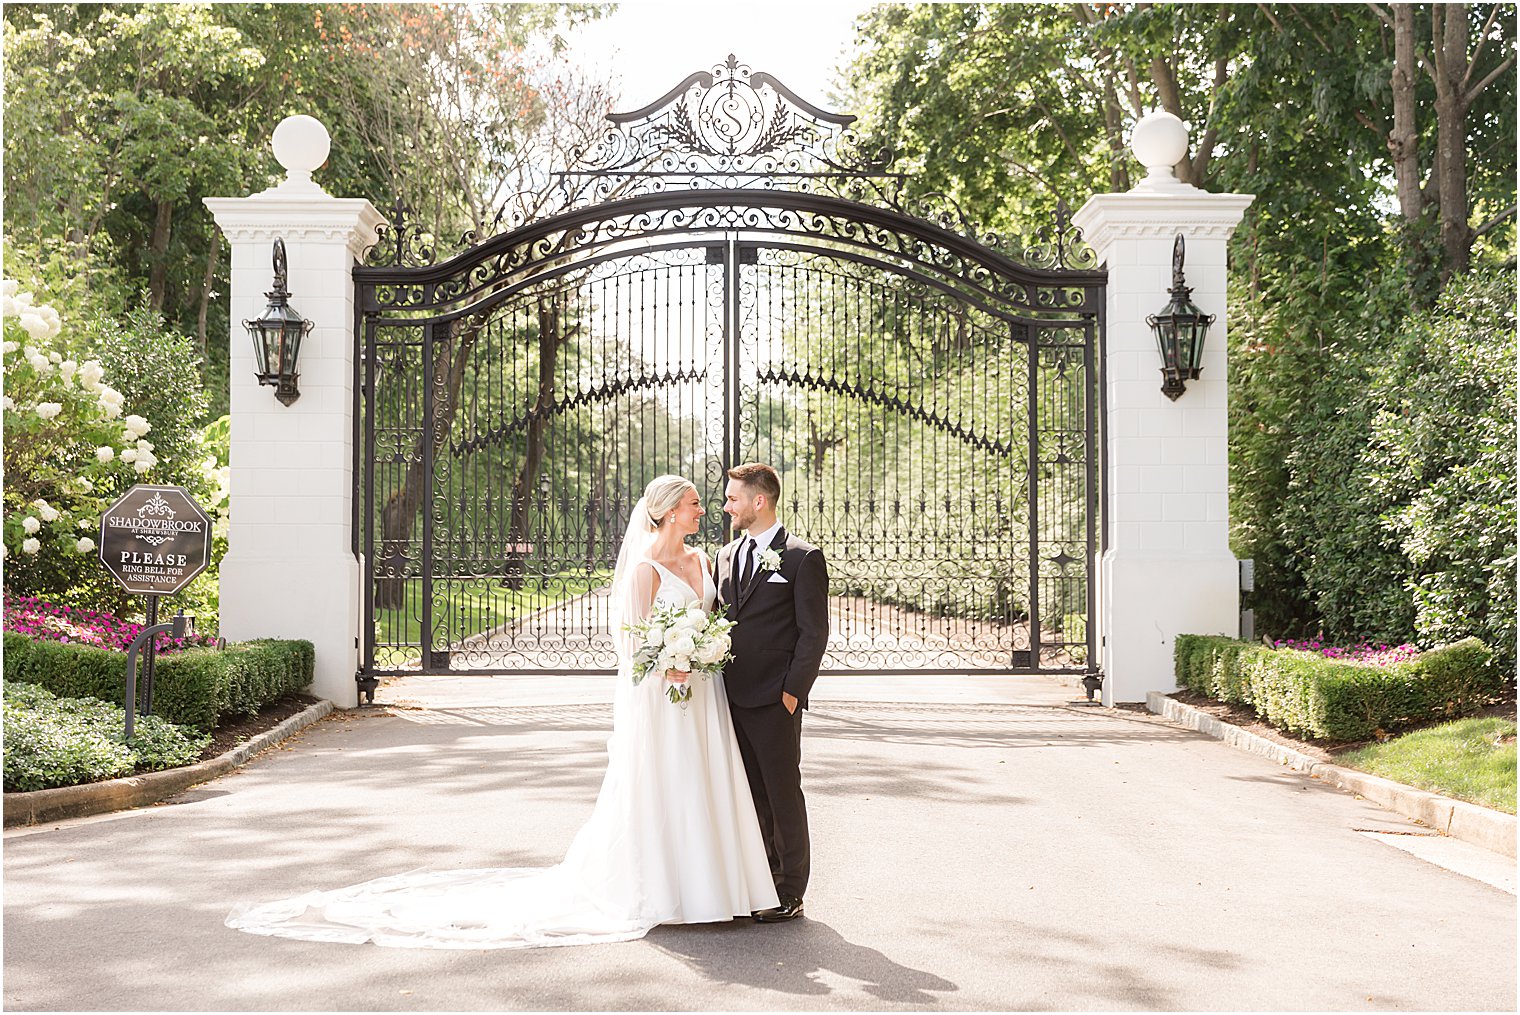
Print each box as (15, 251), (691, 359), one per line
(717, 462), (829, 923)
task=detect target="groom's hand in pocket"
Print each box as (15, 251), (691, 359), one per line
(781, 691), (798, 714)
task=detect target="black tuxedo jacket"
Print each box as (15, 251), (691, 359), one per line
(715, 527), (830, 709)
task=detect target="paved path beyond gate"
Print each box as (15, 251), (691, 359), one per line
(4, 678), (1514, 1012)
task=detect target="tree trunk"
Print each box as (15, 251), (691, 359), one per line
(1432, 3), (1472, 279)
(374, 318), (482, 610)
(196, 230), (219, 364)
(1147, 55), (1196, 185)
(148, 199), (173, 313)
(503, 294), (565, 589)
(1389, 4), (1425, 224)
(1101, 71), (1130, 192)
(807, 412), (843, 480)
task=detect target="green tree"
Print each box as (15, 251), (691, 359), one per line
(840, 3), (1517, 653)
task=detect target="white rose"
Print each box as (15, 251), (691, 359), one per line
(693, 639), (727, 667)
(59, 359), (77, 386)
(20, 314), (50, 341)
(28, 352), (51, 373)
(665, 631), (696, 657)
(124, 414), (150, 436)
(21, 537), (40, 555)
(78, 360), (104, 390)
(120, 449), (138, 463)
(21, 516), (40, 534)
(669, 656), (691, 673)
(34, 401), (62, 421)
(96, 446), (114, 463)
(643, 624), (666, 649)
(76, 537), (95, 553)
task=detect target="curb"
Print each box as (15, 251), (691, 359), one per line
(3, 699), (335, 828)
(1147, 692), (1516, 858)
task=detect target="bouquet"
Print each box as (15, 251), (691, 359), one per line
(626, 601), (737, 705)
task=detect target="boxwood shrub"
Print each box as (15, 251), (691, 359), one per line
(3, 681), (212, 792)
(1174, 634), (1499, 741)
(1, 633), (313, 732)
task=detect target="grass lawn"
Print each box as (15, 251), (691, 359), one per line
(372, 570), (611, 668)
(1337, 716), (1517, 814)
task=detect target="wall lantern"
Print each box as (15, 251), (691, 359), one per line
(242, 238), (311, 406)
(1146, 234), (1214, 401)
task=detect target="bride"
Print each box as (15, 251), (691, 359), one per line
(226, 475), (778, 948)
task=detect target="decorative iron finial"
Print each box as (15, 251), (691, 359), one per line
(572, 54), (890, 182)
(271, 237), (288, 294)
(1023, 199), (1098, 271)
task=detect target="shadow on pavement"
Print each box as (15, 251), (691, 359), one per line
(650, 918), (959, 1005)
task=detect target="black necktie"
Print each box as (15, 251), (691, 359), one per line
(740, 538), (756, 588)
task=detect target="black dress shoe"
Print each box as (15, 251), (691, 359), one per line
(752, 895), (804, 922)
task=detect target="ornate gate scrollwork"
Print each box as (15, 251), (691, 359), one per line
(355, 55), (1104, 682)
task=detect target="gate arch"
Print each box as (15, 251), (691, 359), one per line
(353, 55), (1104, 682)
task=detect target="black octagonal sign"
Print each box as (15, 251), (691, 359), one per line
(98, 484), (212, 596)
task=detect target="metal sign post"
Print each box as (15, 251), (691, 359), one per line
(98, 485), (211, 737)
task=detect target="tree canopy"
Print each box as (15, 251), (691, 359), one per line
(841, 3), (1517, 661)
(2, 2), (609, 416)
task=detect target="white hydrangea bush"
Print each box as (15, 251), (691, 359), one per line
(2, 279), (162, 561)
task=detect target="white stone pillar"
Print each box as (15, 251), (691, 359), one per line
(205, 116), (383, 706)
(1072, 112), (1254, 704)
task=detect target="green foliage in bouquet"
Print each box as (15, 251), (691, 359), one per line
(626, 602), (737, 705)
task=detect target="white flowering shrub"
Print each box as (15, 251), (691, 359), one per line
(2, 279), (227, 624)
(2, 280), (156, 557)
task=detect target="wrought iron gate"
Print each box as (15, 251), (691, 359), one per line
(354, 56), (1105, 683)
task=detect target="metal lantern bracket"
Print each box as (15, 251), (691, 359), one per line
(1146, 234), (1215, 401)
(243, 237), (312, 406)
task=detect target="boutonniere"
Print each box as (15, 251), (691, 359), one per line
(757, 547), (783, 573)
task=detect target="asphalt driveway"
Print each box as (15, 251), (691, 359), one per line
(3, 675), (1514, 1011)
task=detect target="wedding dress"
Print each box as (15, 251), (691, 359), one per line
(226, 554), (779, 949)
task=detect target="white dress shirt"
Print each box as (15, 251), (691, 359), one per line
(739, 520), (782, 581)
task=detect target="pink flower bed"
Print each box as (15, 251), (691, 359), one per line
(1273, 638), (1422, 667)
(3, 595), (215, 654)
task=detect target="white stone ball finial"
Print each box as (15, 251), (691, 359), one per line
(271, 115), (331, 193)
(1130, 110), (1192, 191)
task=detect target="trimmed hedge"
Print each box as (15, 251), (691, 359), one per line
(1174, 634), (1500, 741)
(1, 633), (313, 732)
(3, 681), (212, 792)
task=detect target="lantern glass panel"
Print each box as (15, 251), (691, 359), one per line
(250, 324), (273, 379)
